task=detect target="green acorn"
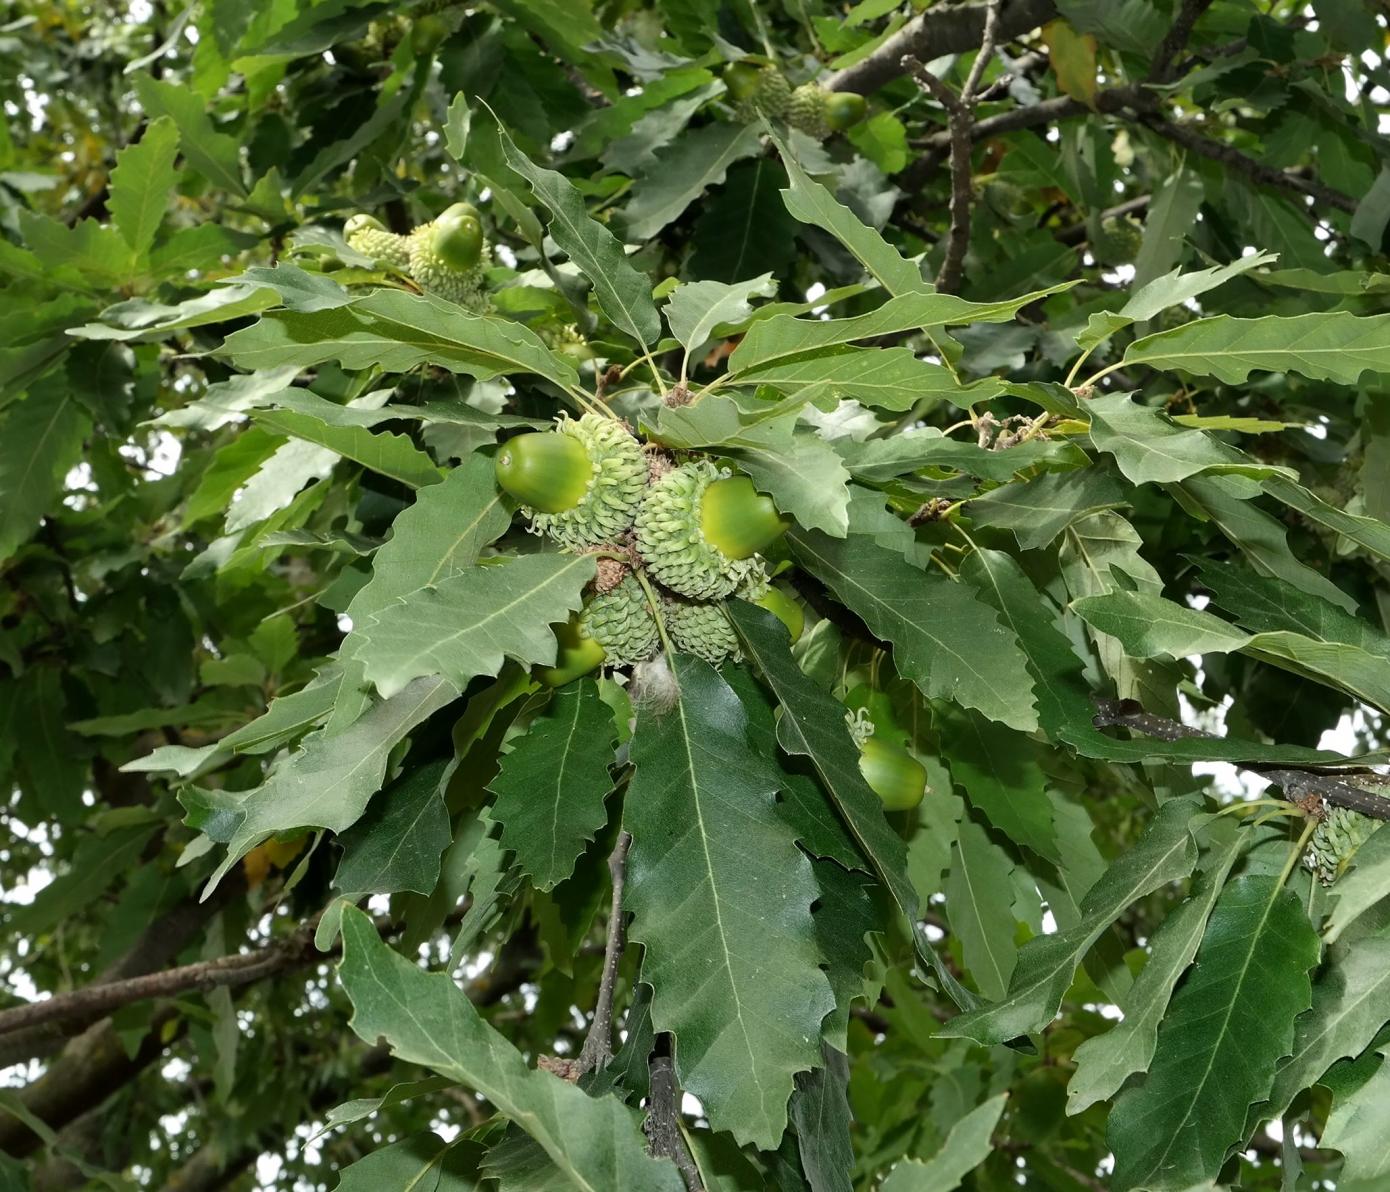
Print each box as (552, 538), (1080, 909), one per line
(1305, 806), (1380, 885)
(858, 736), (928, 811)
(1094, 215), (1144, 266)
(344, 214), (410, 269)
(787, 84), (831, 139)
(634, 461), (788, 600)
(537, 615), (607, 686)
(582, 575), (659, 667)
(666, 598), (741, 666)
(754, 584), (804, 643)
(728, 64), (792, 121)
(825, 91), (867, 131)
(496, 414), (647, 550)
(408, 203), (490, 309)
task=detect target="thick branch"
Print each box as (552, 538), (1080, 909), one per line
(577, 830), (631, 1075)
(1147, 0), (1216, 84)
(1092, 699), (1390, 820)
(824, 0), (1057, 96)
(643, 1035), (704, 1192)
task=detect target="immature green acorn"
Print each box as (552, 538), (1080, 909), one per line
(496, 414), (647, 550)
(536, 615), (607, 686)
(408, 202), (490, 309)
(634, 461), (789, 600)
(666, 598), (741, 666)
(582, 575), (659, 667)
(858, 736), (928, 812)
(344, 214), (410, 269)
(825, 91), (867, 131)
(1305, 806), (1380, 885)
(755, 584), (805, 643)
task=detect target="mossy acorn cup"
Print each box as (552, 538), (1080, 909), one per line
(858, 737), (928, 812)
(344, 214), (410, 269)
(495, 414), (647, 549)
(635, 461), (791, 600)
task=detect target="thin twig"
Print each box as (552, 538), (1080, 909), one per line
(644, 1035), (704, 1191)
(1092, 699), (1390, 820)
(576, 830), (631, 1075)
(1148, 0), (1217, 83)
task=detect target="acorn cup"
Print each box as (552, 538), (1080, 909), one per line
(724, 62), (792, 121)
(582, 575), (659, 667)
(1305, 806), (1379, 885)
(665, 598), (742, 666)
(536, 615), (607, 687)
(857, 736), (929, 812)
(344, 214), (411, 269)
(408, 202), (490, 309)
(495, 414), (648, 550)
(635, 462), (789, 600)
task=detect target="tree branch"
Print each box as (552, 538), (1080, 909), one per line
(577, 830), (631, 1075)
(903, 2), (1002, 296)
(643, 1035), (704, 1192)
(824, 0), (1058, 96)
(1092, 699), (1390, 820)
(1147, 0), (1216, 84)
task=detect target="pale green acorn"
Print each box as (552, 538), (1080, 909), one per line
(407, 202), (490, 310)
(582, 575), (659, 667)
(665, 598), (741, 666)
(1305, 806), (1380, 885)
(633, 461), (788, 600)
(495, 414), (648, 550)
(344, 214), (410, 269)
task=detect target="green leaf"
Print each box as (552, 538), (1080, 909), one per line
(1107, 875), (1320, 1192)
(0, 384), (91, 565)
(8, 822), (159, 936)
(132, 71), (245, 196)
(664, 274), (776, 356)
(336, 906), (685, 1192)
(689, 157), (798, 283)
(250, 409), (442, 488)
(1263, 475), (1390, 565)
(940, 798), (1200, 1046)
(727, 602), (980, 1013)
(490, 680), (616, 891)
(107, 116), (179, 261)
(625, 655), (833, 1148)
(222, 291), (581, 393)
(1087, 391), (1292, 485)
(945, 815), (1019, 1001)
(187, 675), (460, 893)
(334, 761), (453, 897)
(1178, 475), (1358, 613)
(1066, 823), (1245, 1114)
(335, 1134), (482, 1192)
(351, 553), (596, 700)
(490, 113), (661, 347)
(789, 1047), (854, 1192)
(968, 468), (1128, 551)
(836, 428), (1079, 485)
(942, 711), (1059, 863)
(766, 125), (926, 296)
(1320, 1045), (1390, 1187)
(1121, 312), (1390, 385)
(1260, 924), (1390, 1128)
(225, 437), (337, 534)
(729, 285), (1070, 374)
(788, 528), (1039, 732)
(879, 1094), (1008, 1192)
(72, 284), (280, 341)
(1324, 828), (1390, 944)
(623, 124), (764, 240)
(729, 347), (983, 412)
(811, 861), (881, 1050)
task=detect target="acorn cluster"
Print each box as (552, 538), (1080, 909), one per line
(722, 62), (867, 140)
(344, 202), (490, 311)
(1305, 806), (1380, 885)
(495, 414), (804, 678)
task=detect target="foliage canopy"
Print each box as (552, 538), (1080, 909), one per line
(3, 1), (1390, 1189)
